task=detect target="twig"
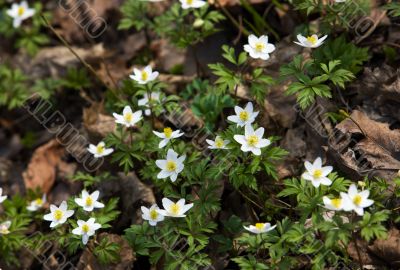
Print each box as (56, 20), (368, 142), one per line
(214, 0), (251, 36)
(40, 15), (121, 101)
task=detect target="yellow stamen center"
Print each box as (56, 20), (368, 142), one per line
(247, 135), (259, 147)
(166, 161), (177, 172)
(82, 224), (90, 233)
(141, 71), (148, 81)
(313, 169), (323, 178)
(85, 196), (93, 206)
(124, 112), (133, 123)
(255, 223), (264, 230)
(53, 210), (63, 221)
(239, 111), (249, 121)
(18, 7), (25, 16)
(331, 198), (342, 209)
(215, 138), (224, 148)
(96, 144), (104, 154)
(150, 209), (158, 220)
(353, 195), (362, 206)
(307, 36), (317, 45)
(254, 42), (265, 52)
(163, 127), (173, 138)
(170, 204), (180, 215)
(35, 198), (43, 205)
(187, 0), (193, 4)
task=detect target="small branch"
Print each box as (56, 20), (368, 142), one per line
(40, 15), (121, 101)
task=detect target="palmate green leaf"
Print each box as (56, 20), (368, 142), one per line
(320, 60), (355, 89)
(312, 35), (369, 74)
(280, 55), (312, 78)
(222, 45), (238, 65)
(96, 198), (120, 228)
(208, 63), (240, 93)
(359, 210), (390, 241)
(232, 255), (268, 270)
(277, 178), (309, 202)
(118, 0), (149, 30)
(93, 237), (121, 264)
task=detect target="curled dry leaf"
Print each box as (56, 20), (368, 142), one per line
(22, 139), (65, 194)
(368, 228), (400, 268)
(328, 110), (400, 182)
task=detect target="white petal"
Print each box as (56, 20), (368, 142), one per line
(162, 198), (174, 210)
(159, 139), (168, 148)
(123, 106), (132, 115)
(155, 160), (167, 169)
(248, 34), (258, 47)
(319, 177), (332, 186)
(321, 166), (333, 176)
(348, 184), (358, 196)
(254, 127), (264, 138)
(234, 135), (246, 144)
(250, 147), (261, 156)
(313, 157), (322, 168)
(157, 170), (171, 179)
(302, 172), (314, 181)
(170, 173), (178, 182)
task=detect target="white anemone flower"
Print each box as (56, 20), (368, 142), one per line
(43, 201), (74, 228)
(244, 34), (276, 60)
(234, 124), (271, 156)
(294, 34), (328, 48)
(0, 188), (7, 204)
(72, 218), (101, 245)
(322, 196), (343, 211)
(340, 184), (374, 216)
(130, 65), (159, 84)
(141, 204), (165, 226)
(27, 194), (46, 212)
(153, 128), (184, 148)
(155, 149), (186, 182)
(227, 102), (259, 127)
(87, 141), (113, 158)
(113, 105), (142, 127)
(244, 222), (276, 234)
(206, 136), (230, 149)
(301, 157), (333, 188)
(6, 1), (35, 28)
(75, 190), (104, 212)
(179, 0), (206, 9)
(0, 221), (11, 235)
(138, 92), (161, 116)
(157, 198), (193, 217)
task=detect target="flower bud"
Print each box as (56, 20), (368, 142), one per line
(193, 18), (204, 28)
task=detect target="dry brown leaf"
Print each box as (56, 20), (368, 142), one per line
(368, 228), (400, 268)
(83, 102), (116, 140)
(347, 238), (384, 266)
(329, 110), (400, 181)
(22, 139), (65, 193)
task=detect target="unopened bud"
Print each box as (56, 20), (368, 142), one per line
(193, 18), (204, 28)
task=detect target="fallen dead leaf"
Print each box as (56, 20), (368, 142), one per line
(368, 228), (400, 268)
(83, 102), (116, 140)
(328, 110), (400, 181)
(22, 139), (65, 193)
